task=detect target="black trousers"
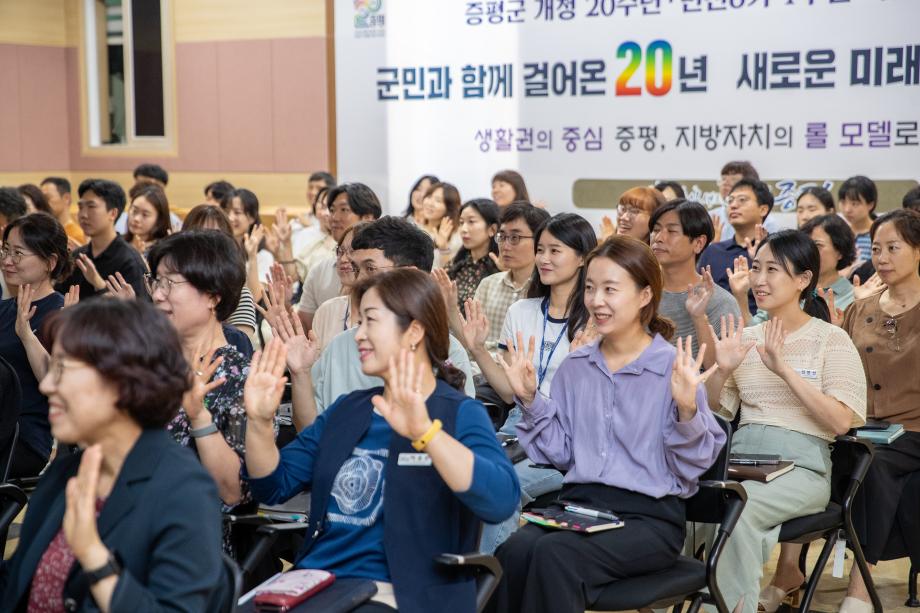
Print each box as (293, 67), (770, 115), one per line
(486, 484), (685, 613)
(851, 431), (920, 564)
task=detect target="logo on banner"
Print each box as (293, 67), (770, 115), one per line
(354, 0), (385, 38)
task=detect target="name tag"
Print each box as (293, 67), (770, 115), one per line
(795, 368), (818, 380)
(397, 453), (432, 467)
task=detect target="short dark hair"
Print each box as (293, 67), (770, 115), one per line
(308, 171), (336, 187)
(800, 214), (856, 271)
(204, 180), (235, 210)
(3, 213), (73, 281)
(450, 198), (500, 271)
(653, 181), (686, 199)
(499, 201), (550, 234)
(720, 160), (760, 180)
(648, 199), (714, 261)
(755, 230), (830, 323)
(327, 183), (383, 219)
(796, 186), (835, 212)
(147, 230), (246, 321)
(491, 170), (530, 202)
(77, 178), (127, 217)
(870, 209), (920, 251)
(18, 184), (52, 214)
(838, 175), (878, 218)
(903, 185), (920, 212)
(230, 188), (260, 231)
(351, 216), (434, 271)
(133, 163), (169, 185)
(46, 300), (191, 428)
(41, 177), (71, 196)
(729, 178), (774, 220)
(125, 183), (172, 244)
(0, 187), (28, 222)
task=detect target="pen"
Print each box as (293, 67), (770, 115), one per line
(564, 505), (618, 521)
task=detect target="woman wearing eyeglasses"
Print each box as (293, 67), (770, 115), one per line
(310, 221), (371, 352)
(831, 209), (920, 613)
(613, 186), (667, 243)
(146, 230), (268, 552)
(1, 213), (70, 479)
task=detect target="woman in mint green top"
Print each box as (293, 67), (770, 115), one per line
(735, 214), (856, 325)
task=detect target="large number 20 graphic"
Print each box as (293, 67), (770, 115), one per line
(615, 40), (673, 97)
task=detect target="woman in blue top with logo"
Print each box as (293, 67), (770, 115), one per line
(461, 213), (597, 553)
(244, 268), (519, 613)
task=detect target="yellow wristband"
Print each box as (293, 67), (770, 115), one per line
(411, 419), (442, 451)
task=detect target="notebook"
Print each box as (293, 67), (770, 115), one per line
(522, 504), (624, 533)
(728, 460), (795, 483)
(856, 423), (905, 445)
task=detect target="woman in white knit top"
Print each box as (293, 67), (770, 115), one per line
(702, 230), (867, 613)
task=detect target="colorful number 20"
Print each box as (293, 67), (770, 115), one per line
(615, 40), (673, 97)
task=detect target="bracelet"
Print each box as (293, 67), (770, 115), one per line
(189, 422), (219, 438)
(411, 419), (443, 451)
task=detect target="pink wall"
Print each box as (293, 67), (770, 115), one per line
(0, 37), (329, 174)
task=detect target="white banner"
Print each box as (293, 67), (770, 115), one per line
(335, 0), (920, 224)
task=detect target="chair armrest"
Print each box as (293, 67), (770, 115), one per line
(239, 522), (311, 578)
(255, 522), (311, 536)
(835, 435), (875, 487)
(698, 480), (748, 613)
(436, 553), (503, 613)
(0, 483), (27, 531)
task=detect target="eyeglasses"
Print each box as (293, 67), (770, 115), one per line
(47, 356), (85, 384)
(616, 204), (644, 218)
(882, 317), (900, 352)
(495, 232), (533, 246)
(350, 263), (397, 278)
(144, 273), (190, 296)
(0, 246), (37, 264)
(335, 245), (353, 258)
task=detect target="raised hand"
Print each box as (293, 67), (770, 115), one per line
(371, 349), (435, 440)
(497, 331), (538, 406)
(743, 224), (768, 259)
(14, 283), (37, 340)
(852, 272), (886, 301)
(711, 214), (724, 243)
(458, 299), (490, 352)
(243, 338), (288, 425)
(104, 272), (136, 301)
(435, 217), (455, 250)
(817, 287), (843, 326)
(256, 277), (292, 329)
(755, 317), (788, 376)
(569, 317), (599, 352)
(670, 336), (718, 416)
(63, 445), (107, 566)
(272, 307), (319, 375)
(686, 266), (715, 319)
(182, 346), (226, 423)
(726, 255), (751, 298)
(269, 262), (294, 304)
(63, 285), (80, 308)
(272, 209), (293, 244)
(600, 215), (616, 240)
(244, 225), (265, 258)
(708, 314), (755, 375)
(488, 252), (508, 272)
(76, 253), (105, 291)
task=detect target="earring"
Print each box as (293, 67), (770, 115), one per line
(410, 343), (418, 352)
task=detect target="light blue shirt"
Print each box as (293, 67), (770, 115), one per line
(312, 328), (476, 411)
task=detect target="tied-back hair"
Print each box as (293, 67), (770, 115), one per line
(449, 198), (500, 272)
(526, 213), (598, 342)
(124, 183), (171, 244)
(754, 230), (831, 323)
(586, 236), (675, 340)
(352, 268), (466, 391)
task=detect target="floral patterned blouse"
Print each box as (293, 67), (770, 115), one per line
(448, 251), (500, 309)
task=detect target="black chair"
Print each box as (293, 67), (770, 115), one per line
(237, 519), (503, 612)
(0, 482), (28, 548)
(0, 355), (23, 482)
(778, 435), (881, 613)
(219, 552), (243, 613)
(586, 416), (748, 613)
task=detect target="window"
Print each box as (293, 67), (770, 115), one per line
(83, 0), (174, 149)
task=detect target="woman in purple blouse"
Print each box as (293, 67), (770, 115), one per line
(487, 236), (727, 613)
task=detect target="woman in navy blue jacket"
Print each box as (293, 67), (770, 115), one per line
(244, 268), (519, 613)
(0, 300), (225, 612)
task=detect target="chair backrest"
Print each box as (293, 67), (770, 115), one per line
(686, 415), (733, 525)
(0, 482), (28, 546)
(828, 434), (873, 506)
(0, 356), (23, 481)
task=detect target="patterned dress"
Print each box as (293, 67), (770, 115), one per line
(448, 251), (500, 309)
